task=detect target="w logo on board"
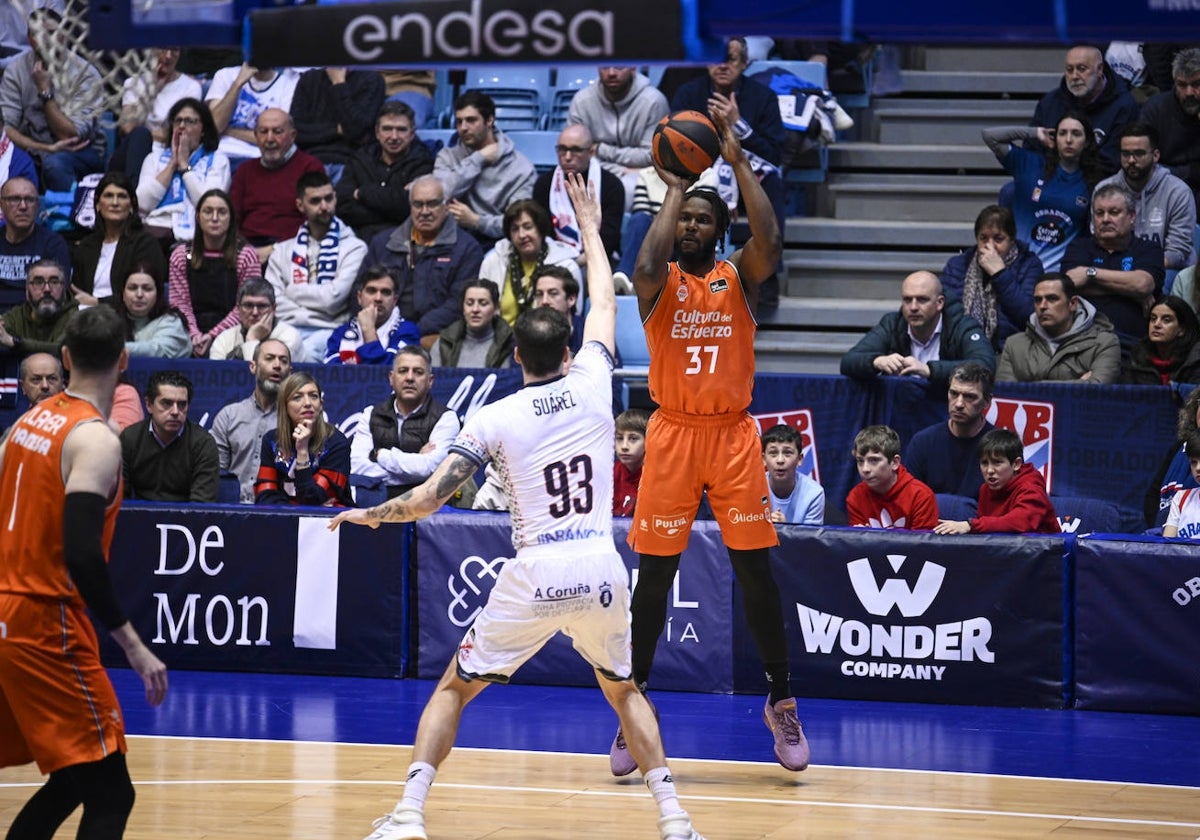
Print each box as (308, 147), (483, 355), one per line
(846, 555), (946, 618)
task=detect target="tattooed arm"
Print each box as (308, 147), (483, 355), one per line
(327, 453), (481, 530)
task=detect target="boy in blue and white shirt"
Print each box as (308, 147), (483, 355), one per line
(762, 424), (825, 525)
(1164, 431), (1200, 539)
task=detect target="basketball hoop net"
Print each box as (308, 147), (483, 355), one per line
(19, 0), (159, 130)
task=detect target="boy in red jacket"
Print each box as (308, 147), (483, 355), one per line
(845, 425), (939, 530)
(613, 408), (648, 516)
(934, 428), (1060, 534)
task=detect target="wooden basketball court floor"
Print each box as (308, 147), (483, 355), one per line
(2, 669), (1198, 838)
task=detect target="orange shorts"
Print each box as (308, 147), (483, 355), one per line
(0, 595), (127, 774)
(628, 409), (777, 555)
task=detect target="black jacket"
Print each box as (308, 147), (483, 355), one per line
(335, 140), (435, 242)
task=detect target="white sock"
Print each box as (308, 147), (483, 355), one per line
(399, 761), (437, 811)
(644, 766), (682, 817)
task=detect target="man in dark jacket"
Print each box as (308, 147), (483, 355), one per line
(361, 175), (483, 342)
(1031, 45), (1139, 175)
(840, 271), (996, 386)
(1140, 47), (1200, 209)
(0, 258), (77, 357)
(335, 101), (435, 241)
(119, 370), (219, 502)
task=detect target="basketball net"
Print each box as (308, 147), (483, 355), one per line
(19, 0), (158, 130)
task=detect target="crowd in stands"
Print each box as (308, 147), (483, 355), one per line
(2, 27), (1200, 536)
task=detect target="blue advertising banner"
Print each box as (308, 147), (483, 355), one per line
(748, 527), (1065, 707)
(1074, 535), (1200, 714)
(415, 512), (733, 692)
(101, 504), (407, 677)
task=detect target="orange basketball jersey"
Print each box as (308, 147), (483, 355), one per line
(644, 260), (757, 415)
(0, 393), (121, 600)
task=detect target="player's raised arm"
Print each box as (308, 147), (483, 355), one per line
(566, 172), (616, 356)
(712, 108), (781, 286)
(631, 162), (693, 318)
(329, 451), (479, 530)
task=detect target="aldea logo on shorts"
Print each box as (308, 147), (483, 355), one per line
(447, 555), (507, 627)
(796, 554), (995, 681)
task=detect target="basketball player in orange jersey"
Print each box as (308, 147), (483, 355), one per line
(0, 306), (168, 839)
(609, 109), (810, 776)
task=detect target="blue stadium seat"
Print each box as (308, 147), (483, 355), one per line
(463, 64), (550, 132)
(936, 493), (977, 521)
(615, 295), (649, 373)
(508, 130), (559, 173)
(1052, 495), (1124, 535)
(544, 70), (594, 131)
(419, 128), (457, 157)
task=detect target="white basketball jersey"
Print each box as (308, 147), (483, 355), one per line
(451, 342), (616, 552)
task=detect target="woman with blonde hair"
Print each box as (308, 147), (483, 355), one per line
(254, 372), (353, 507)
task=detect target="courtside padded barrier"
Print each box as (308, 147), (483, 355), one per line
(100, 508), (1200, 712)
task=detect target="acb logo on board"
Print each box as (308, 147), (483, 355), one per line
(753, 408), (820, 485)
(986, 397), (1055, 491)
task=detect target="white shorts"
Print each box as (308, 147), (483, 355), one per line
(455, 545), (632, 683)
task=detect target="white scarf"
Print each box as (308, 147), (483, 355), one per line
(547, 158), (602, 253)
(0, 131), (12, 225)
(291, 217), (343, 287)
(337, 305), (402, 363)
(153, 145), (213, 242)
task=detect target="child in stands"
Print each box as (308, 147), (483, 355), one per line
(762, 424), (824, 524)
(613, 408), (648, 516)
(1163, 431), (1200, 539)
(934, 428), (1059, 534)
(846, 425), (938, 529)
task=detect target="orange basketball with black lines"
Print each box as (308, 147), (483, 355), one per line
(651, 110), (720, 179)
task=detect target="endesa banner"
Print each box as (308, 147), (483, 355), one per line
(101, 505), (407, 677)
(752, 527), (1066, 707)
(415, 512), (733, 692)
(1074, 535), (1200, 713)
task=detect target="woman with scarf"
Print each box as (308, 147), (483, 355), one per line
(477, 199), (582, 326)
(941, 205), (1044, 351)
(1123, 295), (1200, 385)
(168, 188), (260, 357)
(254, 372), (353, 507)
(135, 97), (230, 243)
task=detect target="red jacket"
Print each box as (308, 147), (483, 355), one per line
(614, 461), (642, 517)
(971, 465), (1060, 534)
(231, 148), (326, 243)
(846, 465), (939, 530)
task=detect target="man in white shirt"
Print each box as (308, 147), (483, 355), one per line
(350, 345), (459, 500)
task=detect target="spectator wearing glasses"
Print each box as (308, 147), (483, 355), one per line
(168, 188), (260, 357)
(136, 98), (231, 243)
(209, 277), (306, 362)
(362, 174), (483, 343)
(533, 123), (625, 269)
(0, 175), (71, 312)
(336, 100), (435, 242)
(0, 258), (77, 357)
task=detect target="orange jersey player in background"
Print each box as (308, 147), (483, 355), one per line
(0, 305), (167, 839)
(608, 108), (810, 777)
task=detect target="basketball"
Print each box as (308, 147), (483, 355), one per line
(651, 110), (720, 179)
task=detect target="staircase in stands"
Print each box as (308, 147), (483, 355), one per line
(758, 46), (1065, 373)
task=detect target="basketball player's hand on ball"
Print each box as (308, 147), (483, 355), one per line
(709, 109), (744, 165)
